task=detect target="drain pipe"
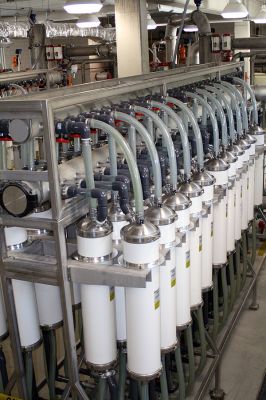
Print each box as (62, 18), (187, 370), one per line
(113, 111), (163, 205)
(166, 96), (205, 171)
(186, 92), (220, 157)
(148, 101), (192, 180)
(89, 119), (144, 220)
(197, 88), (228, 148)
(165, 16), (190, 64)
(205, 85), (236, 142)
(171, 0), (191, 68)
(191, 9), (212, 64)
(133, 105), (179, 189)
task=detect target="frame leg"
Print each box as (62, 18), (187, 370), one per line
(209, 364), (225, 400)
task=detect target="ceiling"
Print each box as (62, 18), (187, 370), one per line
(0, 0), (263, 21)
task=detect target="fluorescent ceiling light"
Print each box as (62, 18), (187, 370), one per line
(253, 5), (266, 24)
(158, 4), (193, 14)
(221, 0), (248, 19)
(64, 0), (103, 14)
(147, 13), (157, 30)
(76, 15), (101, 28)
(184, 24), (198, 32)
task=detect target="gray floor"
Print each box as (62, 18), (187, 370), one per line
(204, 250), (266, 400)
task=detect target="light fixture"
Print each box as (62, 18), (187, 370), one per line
(221, 0), (248, 19)
(184, 24), (198, 32)
(253, 4), (266, 24)
(64, 0), (103, 14)
(76, 15), (101, 28)
(147, 13), (157, 30)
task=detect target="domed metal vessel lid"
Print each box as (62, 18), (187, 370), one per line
(220, 150), (238, 164)
(228, 143), (244, 157)
(192, 170), (215, 187)
(108, 203), (127, 222)
(77, 218), (112, 238)
(205, 157), (230, 172)
(177, 181), (203, 198)
(145, 204), (176, 226)
(163, 191), (192, 211)
(249, 124), (265, 136)
(245, 133), (257, 145)
(237, 137), (251, 150)
(121, 220), (160, 244)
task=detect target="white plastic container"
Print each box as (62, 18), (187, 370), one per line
(5, 227), (41, 350)
(78, 232), (117, 370)
(123, 228), (161, 379)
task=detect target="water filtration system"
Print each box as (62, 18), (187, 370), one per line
(0, 62), (264, 400)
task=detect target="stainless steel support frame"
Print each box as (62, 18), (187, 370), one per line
(0, 62), (244, 399)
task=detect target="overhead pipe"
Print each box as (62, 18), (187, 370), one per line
(172, 0), (191, 68)
(197, 88), (228, 148)
(64, 44), (116, 59)
(232, 37), (266, 50)
(133, 105), (178, 189)
(191, 9), (212, 64)
(113, 111), (163, 205)
(166, 96), (205, 170)
(186, 91), (220, 156)
(165, 16), (190, 64)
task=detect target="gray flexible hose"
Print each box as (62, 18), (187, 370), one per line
(89, 119), (144, 219)
(186, 91), (220, 157)
(205, 85), (236, 141)
(134, 105), (178, 189)
(221, 81), (249, 132)
(196, 88), (228, 148)
(213, 83), (243, 137)
(166, 96), (205, 170)
(114, 111), (162, 204)
(149, 100), (191, 178)
(82, 138), (97, 210)
(233, 77), (258, 125)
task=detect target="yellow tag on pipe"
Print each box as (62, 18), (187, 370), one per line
(0, 394), (22, 400)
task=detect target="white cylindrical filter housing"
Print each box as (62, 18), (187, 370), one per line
(156, 220), (177, 352)
(31, 209), (63, 328)
(0, 285), (7, 341)
(189, 216), (203, 308)
(248, 159), (255, 221)
(35, 284), (63, 328)
(227, 180), (236, 252)
(241, 165), (249, 231)
(122, 221), (161, 379)
(12, 279), (41, 349)
(72, 283), (81, 307)
(254, 152), (264, 206)
(234, 175), (242, 241)
(77, 221), (117, 370)
(112, 219), (128, 345)
(201, 202), (214, 290)
(5, 227), (41, 349)
(125, 264), (160, 378)
(176, 229), (191, 327)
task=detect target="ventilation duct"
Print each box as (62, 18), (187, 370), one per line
(0, 22), (116, 41)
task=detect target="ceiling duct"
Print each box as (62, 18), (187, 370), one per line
(0, 22), (29, 38)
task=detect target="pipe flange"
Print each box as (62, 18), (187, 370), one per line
(127, 366), (162, 382)
(21, 337), (43, 353)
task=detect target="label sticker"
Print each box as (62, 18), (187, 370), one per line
(241, 186), (243, 198)
(211, 222), (214, 237)
(186, 251), (190, 268)
(226, 203), (228, 218)
(154, 289), (160, 310)
(0, 395), (22, 400)
(234, 193), (236, 207)
(199, 235), (202, 252)
(247, 178), (249, 190)
(109, 287), (115, 302)
(170, 268), (176, 287)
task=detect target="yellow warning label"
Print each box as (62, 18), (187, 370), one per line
(154, 289), (160, 310)
(186, 251), (190, 268)
(109, 286), (115, 302)
(199, 235), (202, 252)
(0, 394), (22, 400)
(258, 241), (266, 256)
(170, 268), (176, 288)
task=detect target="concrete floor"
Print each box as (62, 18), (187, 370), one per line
(204, 250), (266, 400)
